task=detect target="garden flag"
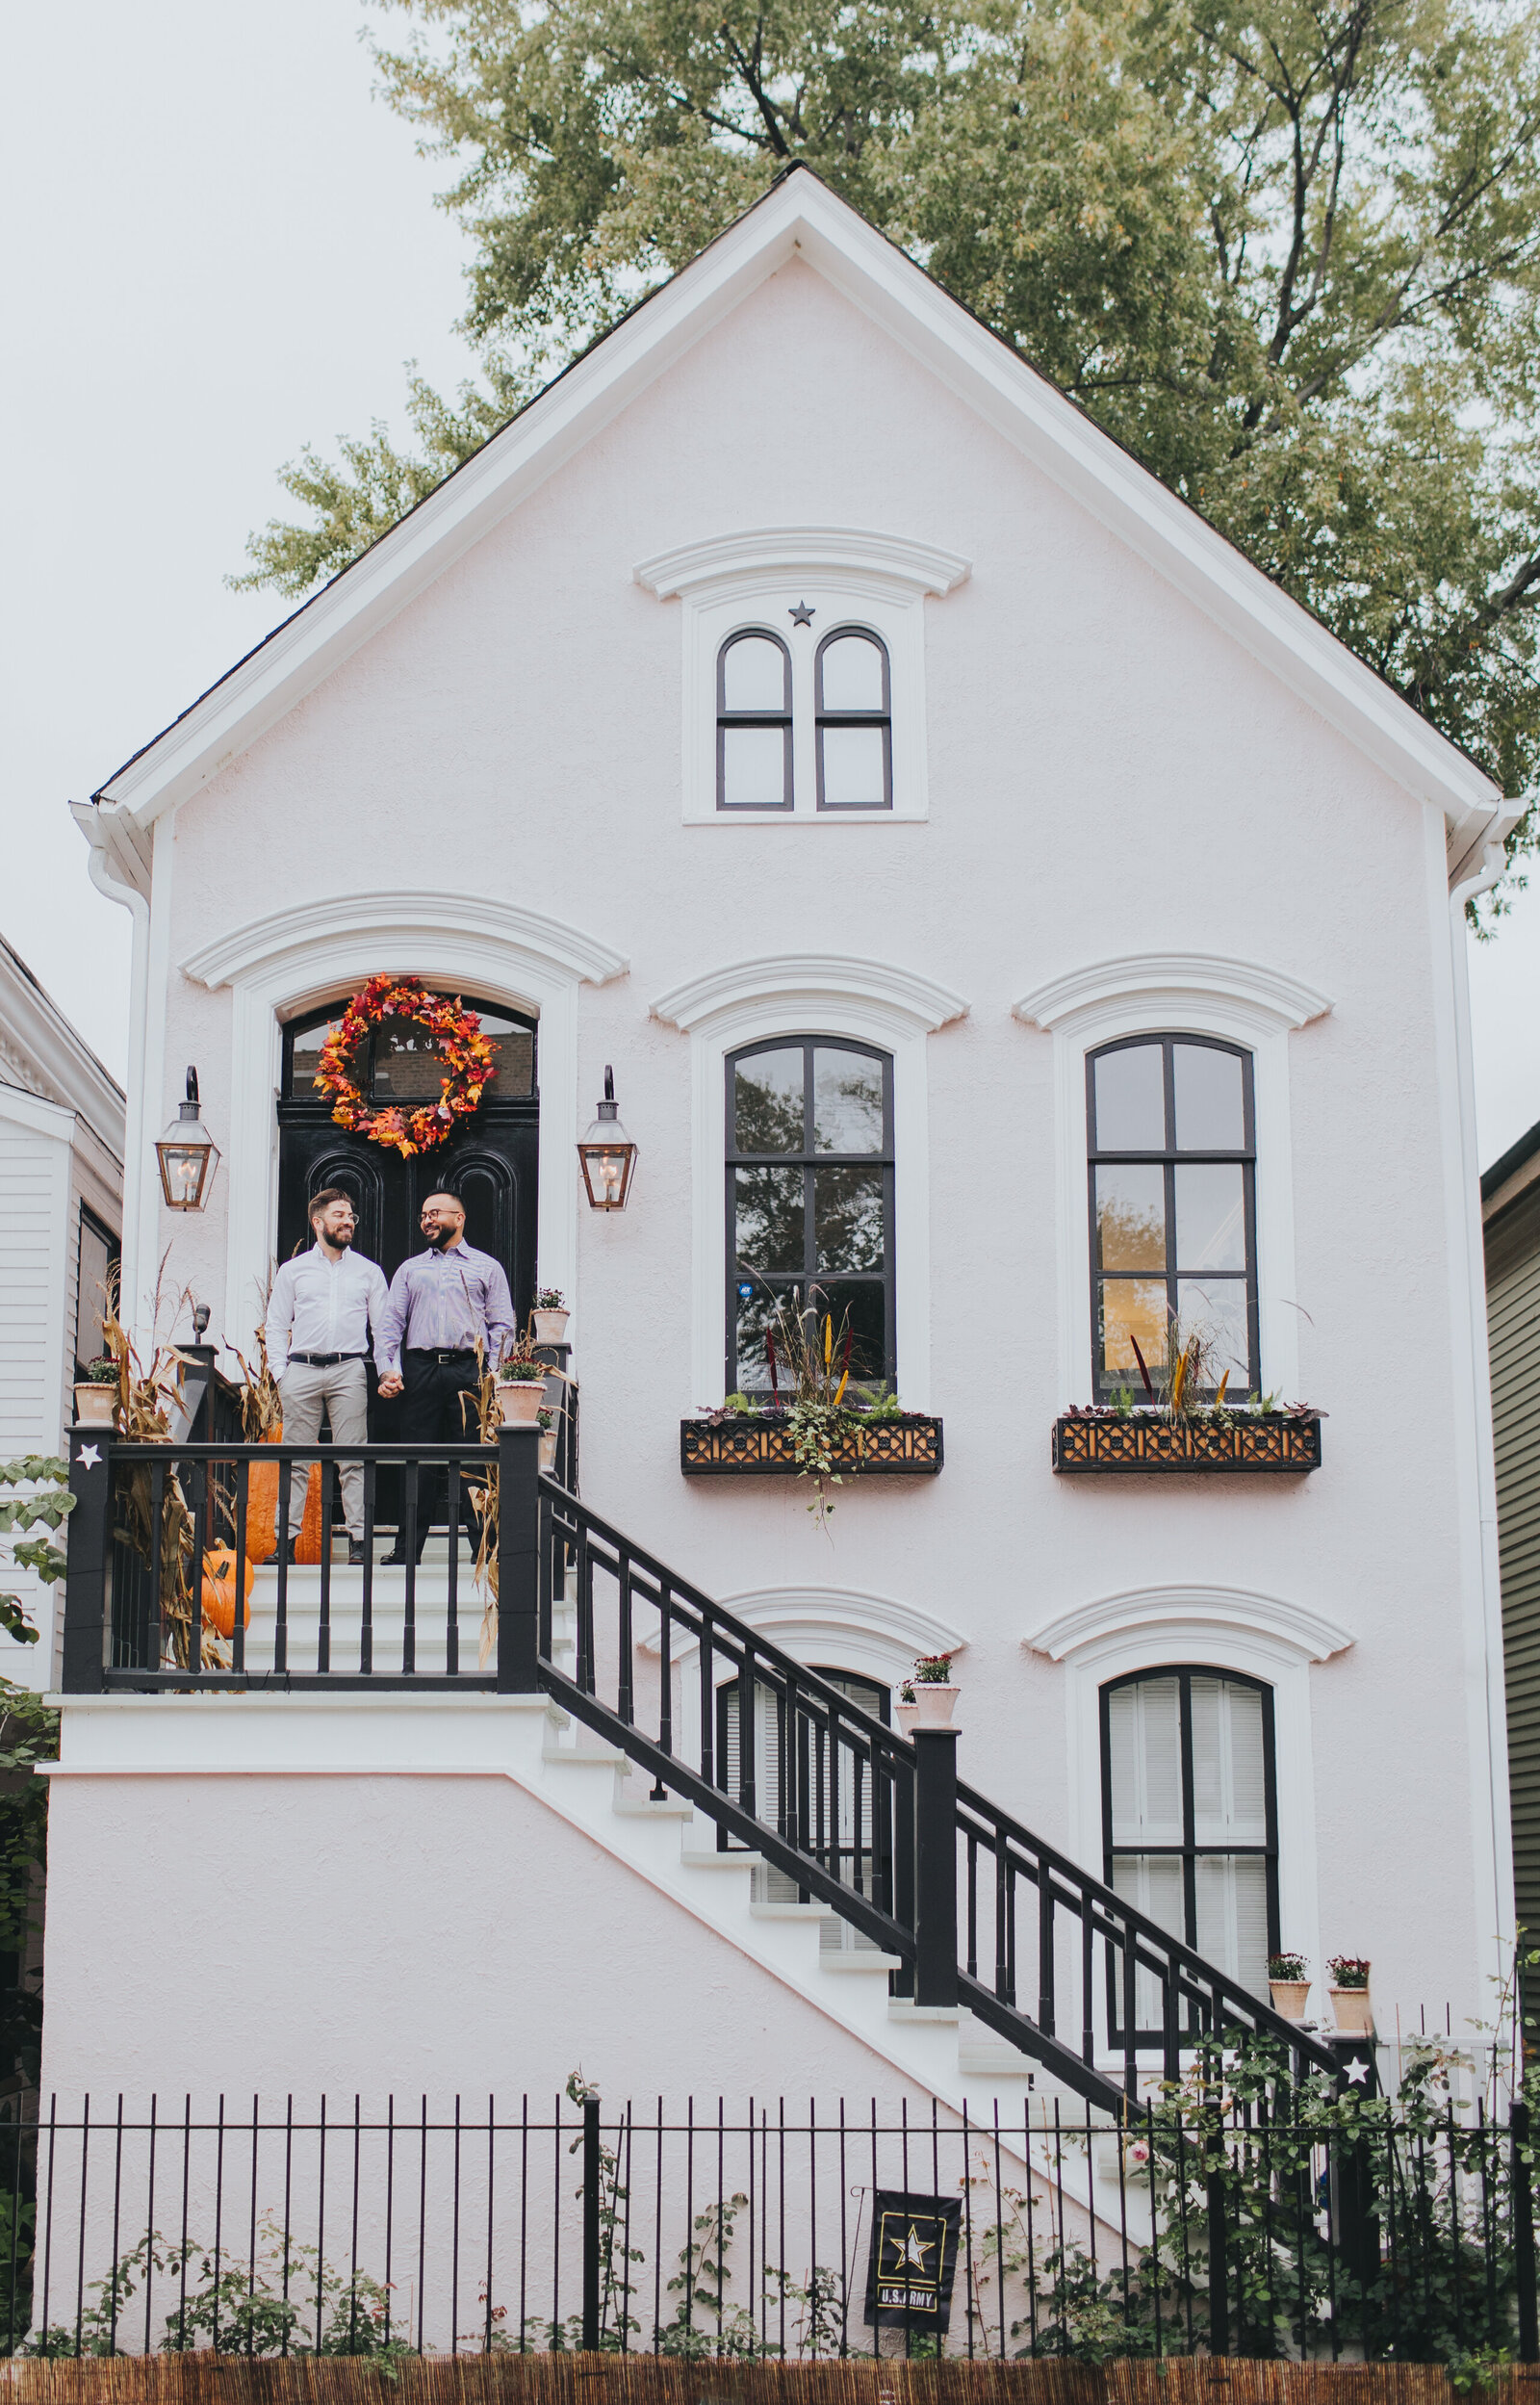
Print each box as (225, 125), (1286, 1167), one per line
(863, 2189), (962, 2332)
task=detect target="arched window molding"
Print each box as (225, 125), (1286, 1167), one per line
(1014, 954), (1332, 1406)
(641, 1583), (968, 1772)
(635, 527), (970, 824)
(179, 891), (629, 1357)
(1025, 1583), (1352, 1994)
(651, 953), (969, 1407)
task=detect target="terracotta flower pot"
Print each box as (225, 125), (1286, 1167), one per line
(73, 1384), (115, 1428)
(531, 1308), (570, 1346)
(910, 1684), (959, 1729)
(894, 1700), (919, 1736)
(1270, 1979), (1311, 2020)
(1330, 1985), (1373, 2035)
(497, 1380), (547, 1426)
(538, 1427), (558, 1472)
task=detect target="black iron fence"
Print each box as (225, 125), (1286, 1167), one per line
(2, 2082), (1537, 2364)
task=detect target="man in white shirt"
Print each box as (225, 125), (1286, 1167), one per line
(266, 1188), (390, 1565)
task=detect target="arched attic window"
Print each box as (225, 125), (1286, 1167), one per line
(717, 631), (793, 811)
(815, 628), (891, 811)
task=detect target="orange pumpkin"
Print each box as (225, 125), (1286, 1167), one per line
(244, 1424), (283, 1565)
(294, 1462), (325, 1565)
(201, 1546), (254, 1638)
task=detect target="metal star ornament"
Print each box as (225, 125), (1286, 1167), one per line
(75, 1444), (100, 1470)
(1344, 2056), (1370, 2083)
(789, 600), (815, 625)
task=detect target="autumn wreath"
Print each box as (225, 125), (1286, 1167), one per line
(314, 976), (497, 1157)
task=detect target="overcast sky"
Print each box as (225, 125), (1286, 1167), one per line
(6, 0), (1540, 1171)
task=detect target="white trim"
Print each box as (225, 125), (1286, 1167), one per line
(1026, 1585), (1353, 1664)
(1014, 953), (1333, 1034)
(1034, 1590), (1335, 1982)
(182, 892), (628, 995)
(0, 1084), (76, 1142)
(654, 954), (967, 1034)
(634, 527), (970, 601)
(178, 894), (629, 1357)
(93, 172), (1504, 840)
(650, 956), (968, 1406)
(70, 807), (151, 1332)
(642, 1585), (968, 1689)
(1012, 954), (1331, 1406)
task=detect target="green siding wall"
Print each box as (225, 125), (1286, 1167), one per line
(1489, 1188), (1540, 1954)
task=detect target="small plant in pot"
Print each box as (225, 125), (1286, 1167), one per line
(495, 1343), (548, 1426)
(1327, 1953), (1373, 2035)
(895, 1680), (919, 1735)
(530, 1287), (569, 1346)
(1268, 1952), (1311, 2019)
(909, 1653), (958, 1728)
(73, 1358), (118, 1428)
(537, 1406), (557, 1473)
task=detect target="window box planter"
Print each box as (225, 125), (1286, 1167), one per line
(680, 1414), (943, 1477)
(1052, 1411), (1322, 1474)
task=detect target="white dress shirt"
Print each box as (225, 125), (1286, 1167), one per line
(267, 1243), (391, 1378)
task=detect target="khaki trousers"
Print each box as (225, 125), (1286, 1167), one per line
(277, 1358), (370, 1543)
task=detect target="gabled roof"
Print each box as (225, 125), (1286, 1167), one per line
(82, 164), (1514, 889)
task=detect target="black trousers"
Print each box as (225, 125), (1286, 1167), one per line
(398, 1350), (483, 1560)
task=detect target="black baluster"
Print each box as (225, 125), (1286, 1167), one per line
(361, 1461), (374, 1676)
(912, 1724), (958, 2008)
(446, 1453), (460, 1678)
(497, 1424), (540, 1692)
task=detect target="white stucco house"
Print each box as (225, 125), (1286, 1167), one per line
(45, 167), (1520, 2129)
(0, 937), (122, 1692)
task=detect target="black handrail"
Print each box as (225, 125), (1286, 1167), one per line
(534, 1477), (1340, 2111)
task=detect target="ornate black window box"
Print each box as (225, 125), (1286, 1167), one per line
(1052, 1412), (1322, 1474)
(680, 1414), (943, 1477)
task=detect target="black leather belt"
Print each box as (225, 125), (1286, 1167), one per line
(288, 1352), (369, 1366)
(406, 1347), (476, 1365)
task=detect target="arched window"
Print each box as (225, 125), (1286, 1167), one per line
(815, 628), (891, 811)
(1101, 1668), (1279, 2020)
(1088, 1034), (1258, 1400)
(726, 1037), (894, 1393)
(720, 1668), (890, 1947)
(717, 630), (792, 811)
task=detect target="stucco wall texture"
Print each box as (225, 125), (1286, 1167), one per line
(57, 250), (1502, 2096)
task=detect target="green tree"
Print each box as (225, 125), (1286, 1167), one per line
(236, 0), (1540, 877)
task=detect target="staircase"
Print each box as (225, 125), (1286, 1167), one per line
(531, 1474), (1340, 2118)
(67, 1429), (1340, 2121)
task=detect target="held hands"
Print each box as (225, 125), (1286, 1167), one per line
(378, 1371), (404, 1399)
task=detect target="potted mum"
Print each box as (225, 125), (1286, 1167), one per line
(909, 1653), (959, 1728)
(531, 1287), (570, 1346)
(1268, 1952), (1311, 2019)
(495, 1343), (548, 1426)
(895, 1681), (918, 1736)
(1327, 1954), (1373, 2034)
(73, 1358), (117, 1428)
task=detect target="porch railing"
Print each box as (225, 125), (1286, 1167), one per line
(61, 1415), (1340, 2106)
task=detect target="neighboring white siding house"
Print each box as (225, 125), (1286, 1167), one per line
(0, 941), (123, 1689)
(47, 168), (1518, 2117)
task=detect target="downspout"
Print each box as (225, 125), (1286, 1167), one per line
(69, 802), (150, 1332)
(1449, 813), (1524, 1999)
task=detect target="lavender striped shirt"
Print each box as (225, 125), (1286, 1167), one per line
(375, 1242), (516, 1375)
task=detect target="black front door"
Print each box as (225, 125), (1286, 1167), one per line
(275, 992), (539, 1320)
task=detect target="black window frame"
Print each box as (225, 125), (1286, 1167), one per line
(725, 1036), (896, 1394)
(74, 1203), (120, 1383)
(814, 626), (892, 812)
(280, 992), (539, 1104)
(1087, 1033), (1259, 1401)
(1099, 1665), (1280, 2044)
(716, 629), (794, 813)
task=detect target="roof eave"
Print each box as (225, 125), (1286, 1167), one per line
(93, 168), (1507, 839)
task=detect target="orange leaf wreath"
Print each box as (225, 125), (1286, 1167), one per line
(314, 976), (497, 1156)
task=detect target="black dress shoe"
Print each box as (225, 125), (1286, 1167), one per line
(347, 1539), (367, 1566)
(281, 1539), (301, 1566)
(380, 1543), (409, 1565)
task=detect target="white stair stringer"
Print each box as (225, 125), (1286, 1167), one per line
(499, 1695), (1125, 2241)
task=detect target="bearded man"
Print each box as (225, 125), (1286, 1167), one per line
(375, 1190), (516, 1565)
(266, 1186), (389, 1565)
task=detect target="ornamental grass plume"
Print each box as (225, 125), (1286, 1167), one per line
(102, 1259), (230, 1672)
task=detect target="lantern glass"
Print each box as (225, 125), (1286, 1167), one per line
(578, 1073), (638, 1211)
(155, 1074), (220, 1212)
